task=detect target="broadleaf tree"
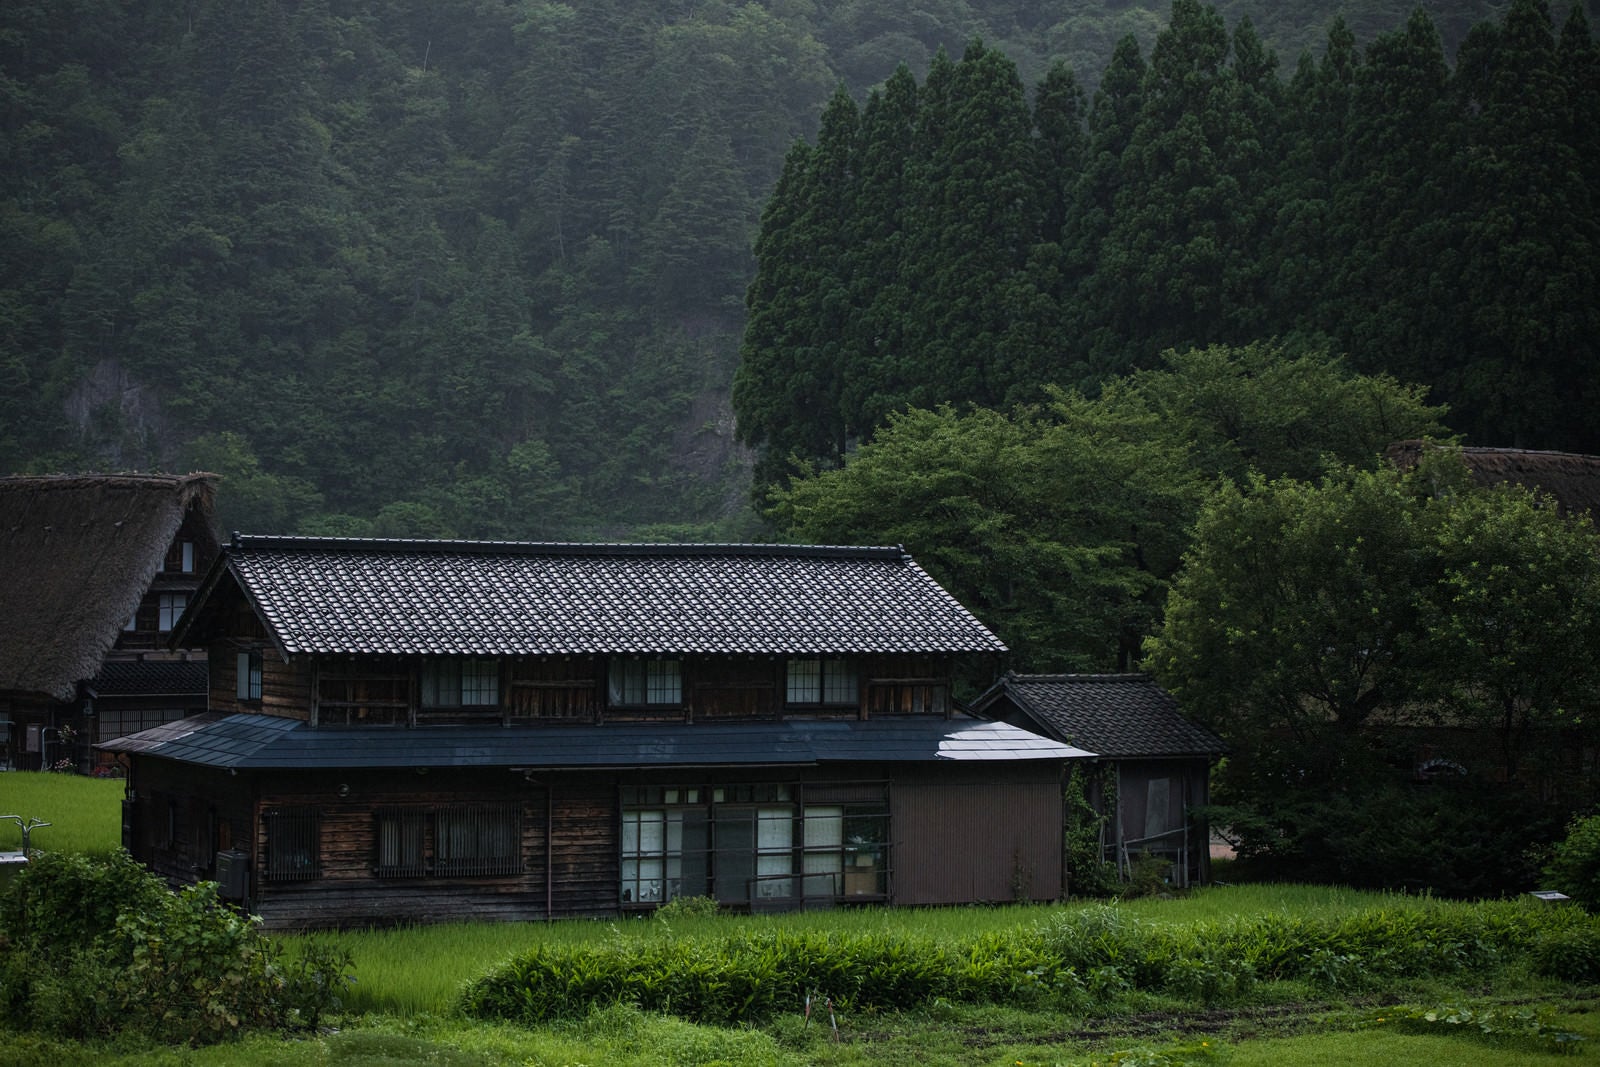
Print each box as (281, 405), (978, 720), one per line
(1146, 452), (1600, 887)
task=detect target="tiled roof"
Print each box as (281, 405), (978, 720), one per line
(972, 673), (1226, 759)
(97, 712), (1090, 769)
(189, 537), (1007, 657)
(90, 659), (208, 697)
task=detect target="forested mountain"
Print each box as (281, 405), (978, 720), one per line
(0, 0), (1577, 536)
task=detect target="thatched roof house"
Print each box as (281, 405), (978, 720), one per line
(0, 473), (218, 770)
(1387, 441), (1600, 517)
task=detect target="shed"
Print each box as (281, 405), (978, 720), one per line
(972, 672), (1226, 887)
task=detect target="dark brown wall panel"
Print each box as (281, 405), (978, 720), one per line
(893, 767), (1063, 905)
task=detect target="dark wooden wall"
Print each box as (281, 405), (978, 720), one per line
(123, 758), (1073, 930)
(893, 763), (1065, 905)
(125, 758), (253, 888)
(251, 769), (550, 929)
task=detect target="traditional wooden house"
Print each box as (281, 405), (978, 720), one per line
(101, 536), (1088, 929)
(0, 473), (219, 772)
(971, 673), (1225, 887)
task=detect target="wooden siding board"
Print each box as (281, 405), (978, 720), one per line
(892, 768), (1063, 905)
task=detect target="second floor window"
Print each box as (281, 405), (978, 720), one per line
(786, 658), (858, 706)
(236, 650), (263, 702)
(609, 658), (681, 706)
(421, 658), (499, 708)
(158, 593), (187, 632)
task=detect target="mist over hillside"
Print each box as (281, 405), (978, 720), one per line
(0, 0), (1572, 537)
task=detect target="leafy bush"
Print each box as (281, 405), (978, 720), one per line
(1545, 813), (1600, 911)
(0, 849), (165, 957)
(0, 850), (352, 1044)
(1528, 923), (1600, 983)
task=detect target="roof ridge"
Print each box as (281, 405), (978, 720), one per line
(1008, 672), (1152, 682)
(229, 534), (910, 561)
(1389, 440), (1600, 463)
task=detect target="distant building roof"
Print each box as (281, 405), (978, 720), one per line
(178, 536), (1008, 659)
(972, 673), (1226, 759)
(98, 711), (1090, 769)
(1387, 441), (1600, 517)
(0, 473), (216, 701)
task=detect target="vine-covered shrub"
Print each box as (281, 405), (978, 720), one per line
(461, 897), (1600, 1027)
(0, 851), (352, 1044)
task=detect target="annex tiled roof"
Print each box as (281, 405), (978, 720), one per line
(98, 712), (1090, 769)
(972, 673), (1226, 759)
(183, 536), (1007, 657)
(89, 659), (208, 697)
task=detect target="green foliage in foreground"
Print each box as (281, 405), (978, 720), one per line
(461, 897), (1599, 1027)
(0, 773), (125, 855)
(1547, 812), (1600, 913)
(0, 852), (352, 1045)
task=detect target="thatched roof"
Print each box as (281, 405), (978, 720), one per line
(1387, 441), (1600, 518)
(0, 473), (216, 701)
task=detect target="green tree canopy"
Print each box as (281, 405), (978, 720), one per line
(1146, 452), (1600, 883)
(771, 343), (1447, 670)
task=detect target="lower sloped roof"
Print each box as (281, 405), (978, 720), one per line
(99, 713), (1092, 770)
(89, 659), (208, 698)
(972, 673), (1225, 759)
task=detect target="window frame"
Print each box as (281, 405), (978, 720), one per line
(421, 657), (501, 710)
(263, 807), (321, 881)
(785, 657), (859, 707)
(433, 803), (521, 877)
(373, 804), (522, 879)
(618, 783), (888, 908)
(608, 657), (683, 708)
(236, 649), (263, 703)
(157, 593), (188, 633)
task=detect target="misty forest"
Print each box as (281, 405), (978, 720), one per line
(4, 0), (1594, 541)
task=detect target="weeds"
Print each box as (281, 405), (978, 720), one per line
(1378, 1003), (1587, 1055)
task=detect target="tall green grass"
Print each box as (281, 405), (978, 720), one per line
(0, 772), (123, 855)
(297, 885), (1592, 1020)
(457, 895), (1600, 1026)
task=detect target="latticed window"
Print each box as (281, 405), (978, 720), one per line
(422, 658), (500, 708)
(619, 786), (707, 905)
(785, 658), (858, 706)
(609, 658), (682, 706)
(374, 807), (427, 877)
(373, 805), (520, 878)
(263, 807), (320, 881)
(434, 804), (521, 877)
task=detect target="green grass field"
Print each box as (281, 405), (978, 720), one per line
(2, 770), (1596, 1067)
(0, 771), (123, 854)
